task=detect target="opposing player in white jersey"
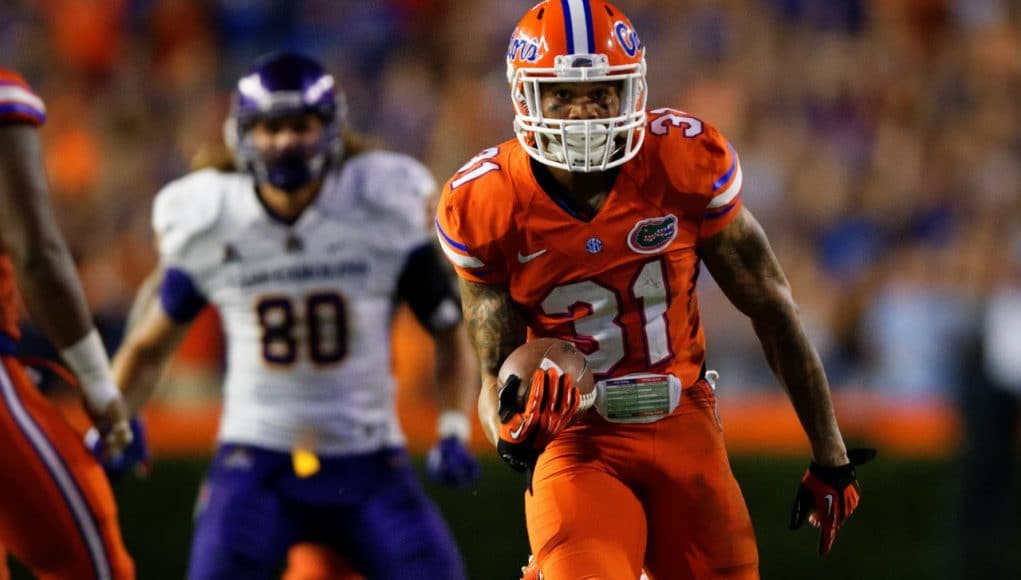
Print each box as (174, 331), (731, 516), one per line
(112, 51), (479, 579)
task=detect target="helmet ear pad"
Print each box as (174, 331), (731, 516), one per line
(224, 51), (346, 190)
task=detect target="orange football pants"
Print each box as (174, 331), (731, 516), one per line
(0, 542), (10, 580)
(0, 355), (134, 579)
(525, 379), (759, 579)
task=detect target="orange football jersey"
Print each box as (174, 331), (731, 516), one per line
(0, 68), (47, 341)
(436, 109), (743, 389)
(0, 257), (17, 342)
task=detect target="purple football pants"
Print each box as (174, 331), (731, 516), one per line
(186, 444), (466, 580)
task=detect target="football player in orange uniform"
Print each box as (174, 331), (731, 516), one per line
(436, 1), (872, 578)
(0, 69), (135, 579)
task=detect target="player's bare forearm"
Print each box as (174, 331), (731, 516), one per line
(113, 280), (191, 415)
(433, 324), (479, 418)
(701, 208), (848, 466)
(126, 268), (163, 331)
(11, 243), (94, 346)
(0, 124), (95, 348)
(458, 278), (527, 445)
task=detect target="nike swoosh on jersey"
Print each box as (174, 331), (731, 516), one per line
(517, 249), (547, 263)
(824, 493), (834, 518)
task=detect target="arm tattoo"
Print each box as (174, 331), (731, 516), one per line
(458, 278), (527, 378)
(698, 207), (788, 318)
(700, 208), (843, 454)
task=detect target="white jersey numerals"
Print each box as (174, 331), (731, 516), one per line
(631, 260), (672, 365)
(539, 260), (671, 374)
(256, 292), (348, 366)
(649, 108), (703, 138)
(450, 147), (500, 190)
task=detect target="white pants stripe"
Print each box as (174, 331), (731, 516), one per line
(0, 362), (111, 580)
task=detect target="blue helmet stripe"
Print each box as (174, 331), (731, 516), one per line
(563, 0), (593, 54)
(561, 0), (576, 54)
(582, 0), (595, 53)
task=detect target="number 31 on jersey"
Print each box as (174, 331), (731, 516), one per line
(541, 259), (672, 375)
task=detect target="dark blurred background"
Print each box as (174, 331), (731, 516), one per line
(3, 0), (1020, 578)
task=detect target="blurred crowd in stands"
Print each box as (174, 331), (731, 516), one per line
(3, 0), (1020, 402)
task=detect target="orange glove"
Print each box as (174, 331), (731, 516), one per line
(497, 367), (579, 473)
(519, 554), (541, 580)
(789, 448), (876, 555)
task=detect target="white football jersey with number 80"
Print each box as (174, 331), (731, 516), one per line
(152, 151), (435, 455)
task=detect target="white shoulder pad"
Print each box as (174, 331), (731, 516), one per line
(327, 151), (436, 235)
(151, 169), (227, 264)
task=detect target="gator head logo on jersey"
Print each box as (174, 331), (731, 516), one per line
(628, 215), (678, 254)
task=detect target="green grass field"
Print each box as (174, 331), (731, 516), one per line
(8, 454), (1017, 579)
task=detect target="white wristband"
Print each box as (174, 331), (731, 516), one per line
(437, 410), (471, 443)
(60, 329), (119, 411)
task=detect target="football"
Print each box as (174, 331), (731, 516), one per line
(497, 337), (596, 414)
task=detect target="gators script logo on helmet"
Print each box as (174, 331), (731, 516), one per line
(506, 0), (647, 173)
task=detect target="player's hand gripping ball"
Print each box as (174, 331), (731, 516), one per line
(496, 338), (595, 472)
